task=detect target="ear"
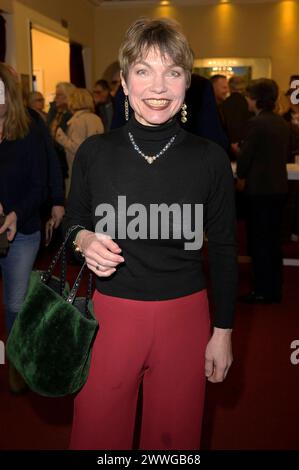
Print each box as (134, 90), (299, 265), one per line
(120, 70), (129, 96)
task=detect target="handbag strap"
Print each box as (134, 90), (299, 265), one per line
(41, 224), (84, 287)
(41, 224), (93, 316)
(66, 261), (93, 311)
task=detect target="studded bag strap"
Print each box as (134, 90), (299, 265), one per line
(40, 224), (85, 290)
(65, 264), (93, 316)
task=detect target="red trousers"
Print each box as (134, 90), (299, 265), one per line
(70, 289), (210, 450)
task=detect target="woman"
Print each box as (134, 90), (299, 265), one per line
(55, 88), (104, 197)
(65, 18), (237, 450)
(0, 63), (47, 392)
(28, 90), (47, 122)
(237, 79), (289, 303)
(93, 79), (114, 132)
(47, 82), (75, 186)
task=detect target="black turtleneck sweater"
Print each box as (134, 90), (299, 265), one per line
(65, 115), (237, 328)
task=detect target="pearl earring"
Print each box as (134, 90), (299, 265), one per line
(181, 103), (187, 123)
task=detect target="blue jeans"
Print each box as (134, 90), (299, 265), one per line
(0, 231), (41, 333)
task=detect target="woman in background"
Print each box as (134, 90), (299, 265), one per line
(47, 82), (75, 188)
(55, 88), (104, 197)
(0, 62), (47, 393)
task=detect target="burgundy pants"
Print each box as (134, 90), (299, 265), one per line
(70, 289), (210, 450)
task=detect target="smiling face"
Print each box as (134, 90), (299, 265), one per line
(121, 48), (187, 126)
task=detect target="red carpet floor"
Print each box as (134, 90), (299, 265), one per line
(0, 243), (299, 450)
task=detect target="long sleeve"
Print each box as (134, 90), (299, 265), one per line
(56, 115), (104, 157)
(61, 122), (237, 315)
(27, 106), (64, 206)
(63, 137), (95, 244)
(44, 127), (65, 206)
(236, 118), (261, 178)
(11, 127), (48, 229)
(205, 145), (238, 328)
(56, 126), (85, 157)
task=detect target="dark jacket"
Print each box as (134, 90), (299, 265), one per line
(181, 74), (229, 150)
(221, 92), (253, 144)
(237, 111), (290, 195)
(47, 102), (73, 179)
(283, 109), (299, 161)
(0, 118), (48, 233)
(28, 108), (64, 206)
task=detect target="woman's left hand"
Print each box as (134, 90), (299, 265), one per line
(0, 210), (17, 241)
(205, 327), (233, 383)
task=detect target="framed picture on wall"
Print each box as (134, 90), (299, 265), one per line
(193, 57), (271, 85)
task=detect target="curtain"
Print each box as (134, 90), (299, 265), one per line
(70, 42), (86, 88)
(0, 14), (6, 62)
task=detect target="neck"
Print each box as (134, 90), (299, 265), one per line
(134, 113), (173, 128)
(127, 113), (181, 143)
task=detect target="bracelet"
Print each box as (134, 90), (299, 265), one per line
(72, 240), (85, 258)
(72, 229), (86, 257)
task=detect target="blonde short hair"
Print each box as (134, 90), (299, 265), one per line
(119, 18), (194, 87)
(68, 88), (95, 113)
(56, 82), (76, 100)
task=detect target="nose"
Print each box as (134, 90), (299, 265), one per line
(149, 73), (167, 94)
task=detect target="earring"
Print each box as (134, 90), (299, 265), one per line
(125, 96), (129, 122)
(181, 103), (187, 123)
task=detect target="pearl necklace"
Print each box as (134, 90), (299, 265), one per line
(128, 131), (177, 164)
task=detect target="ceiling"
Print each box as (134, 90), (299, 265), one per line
(88, 0), (280, 6)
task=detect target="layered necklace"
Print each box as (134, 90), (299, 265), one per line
(128, 131), (177, 165)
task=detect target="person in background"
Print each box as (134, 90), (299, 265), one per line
(0, 63), (47, 393)
(47, 82), (75, 187)
(55, 88), (104, 197)
(110, 70), (121, 97)
(93, 79), (114, 132)
(64, 18), (237, 450)
(284, 88), (299, 160)
(181, 73), (229, 150)
(237, 78), (289, 304)
(27, 107), (65, 244)
(283, 88), (299, 243)
(210, 74), (229, 107)
(222, 76), (253, 161)
(28, 91), (47, 122)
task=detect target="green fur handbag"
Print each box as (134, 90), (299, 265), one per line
(6, 226), (99, 397)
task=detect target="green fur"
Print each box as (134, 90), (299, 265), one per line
(6, 271), (98, 397)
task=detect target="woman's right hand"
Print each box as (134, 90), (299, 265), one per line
(75, 230), (125, 277)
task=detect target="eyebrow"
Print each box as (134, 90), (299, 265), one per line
(134, 60), (181, 70)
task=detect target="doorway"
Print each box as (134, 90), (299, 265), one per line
(30, 26), (70, 110)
